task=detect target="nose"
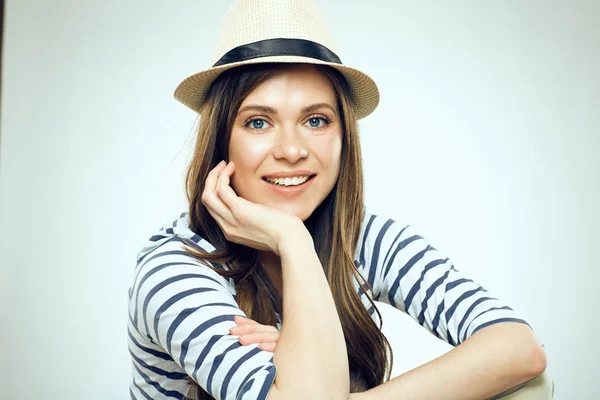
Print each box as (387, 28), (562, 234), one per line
(272, 124), (308, 163)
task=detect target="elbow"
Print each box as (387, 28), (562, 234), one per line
(523, 341), (547, 379)
(508, 324), (547, 379)
(529, 343), (548, 377)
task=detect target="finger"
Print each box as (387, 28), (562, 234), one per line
(203, 200), (234, 235)
(238, 332), (280, 346)
(258, 342), (276, 352)
(205, 160), (227, 191)
(205, 162), (236, 223)
(204, 200), (230, 225)
(202, 160), (228, 206)
(202, 161), (234, 224)
(215, 161), (240, 211)
(230, 323), (279, 335)
(234, 316), (259, 325)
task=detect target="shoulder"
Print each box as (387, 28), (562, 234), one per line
(357, 207), (415, 260)
(128, 213), (239, 337)
(355, 207), (429, 283)
(136, 212), (216, 262)
(132, 211), (235, 292)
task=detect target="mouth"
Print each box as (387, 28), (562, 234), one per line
(261, 174), (317, 187)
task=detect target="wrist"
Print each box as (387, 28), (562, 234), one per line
(276, 223), (313, 257)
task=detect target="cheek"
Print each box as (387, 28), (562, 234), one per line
(228, 133), (272, 193)
(324, 135), (342, 177)
(229, 130), (273, 161)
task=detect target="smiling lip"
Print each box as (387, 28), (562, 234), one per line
(262, 175), (316, 197)
(262, 170), (316, 179)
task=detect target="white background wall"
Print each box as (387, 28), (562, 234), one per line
(1, 0), (598, 398)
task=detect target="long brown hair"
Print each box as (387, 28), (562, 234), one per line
(180, 63), (393, 399)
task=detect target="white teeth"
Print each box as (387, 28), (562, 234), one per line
(265, 175), (311, 186)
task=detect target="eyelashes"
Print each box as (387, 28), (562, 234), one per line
(243, 115), (332, 131)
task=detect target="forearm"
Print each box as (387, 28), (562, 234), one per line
(270, 230), (349, 400)
(356, 322), (547, 400)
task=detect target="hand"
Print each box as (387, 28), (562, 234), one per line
(229, 315), (280, 352)
(202, 160), (308, 256)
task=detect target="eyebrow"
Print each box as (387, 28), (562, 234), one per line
(237, 102), (337, 116)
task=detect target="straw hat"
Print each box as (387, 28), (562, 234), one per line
(173, 0), (380, 120)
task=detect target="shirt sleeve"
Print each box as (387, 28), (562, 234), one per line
(357, 212), (530, 346)
(129, 237), (277, 400)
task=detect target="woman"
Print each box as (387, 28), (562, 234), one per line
(128, 1), (549, 399)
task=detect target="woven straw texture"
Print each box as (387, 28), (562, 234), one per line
(174, 0), (379, 120)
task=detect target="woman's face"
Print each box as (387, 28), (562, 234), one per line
(228, 65), (342, 221)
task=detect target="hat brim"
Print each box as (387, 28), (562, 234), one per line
(173, 55), (379, 120)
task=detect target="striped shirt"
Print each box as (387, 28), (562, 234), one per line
(128, 209), (529, 399)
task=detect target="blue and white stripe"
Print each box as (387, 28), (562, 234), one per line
(128, 209), (528, 399)
(355, 211), (528, 346)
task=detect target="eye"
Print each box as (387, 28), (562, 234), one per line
(244, 118), (271, 130)
(306, 116), (330, 129)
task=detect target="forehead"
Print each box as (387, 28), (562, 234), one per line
(240, 65), (336, 107)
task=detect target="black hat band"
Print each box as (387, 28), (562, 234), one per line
(212, 38), (343, 67)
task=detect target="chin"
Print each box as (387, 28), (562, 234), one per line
(271, 203), (313, 221)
